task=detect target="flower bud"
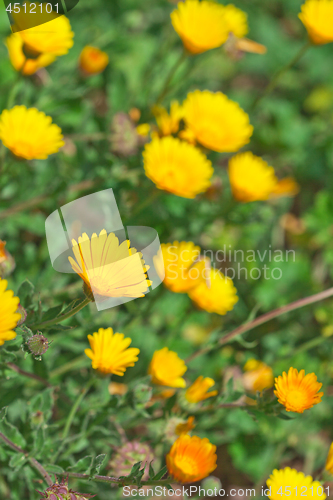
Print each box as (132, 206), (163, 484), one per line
(38, 477), (93, 500)
(110, 113), (139, 157)
(0, 240), (15, 277)
(27, 334), (49, 357)
(79, 46), (109, 75)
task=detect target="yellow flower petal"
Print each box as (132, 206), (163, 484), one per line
(274, 367), (323, 413)
(148, 347), (187, 388)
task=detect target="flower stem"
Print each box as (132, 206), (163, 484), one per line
(29, 296), (92, 331)
(155, 51), (187, 105)
(60, 471), (172, 487)
(186, 286), (333, 363)
(253, 40), (311, 109)
(0, 432), (53, 486)
(62, 377), (95, 442)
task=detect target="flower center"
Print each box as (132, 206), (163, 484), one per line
(286, 388), (309, 410)
(175, 455), (199, 476)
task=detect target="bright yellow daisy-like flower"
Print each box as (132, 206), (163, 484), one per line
(228, 152), (299, 202)
(0, 278), (21, 346)
(243, 359), (274, 393)
(223, 4), (248, 39)
(299, 0), (333, 45)
(186, 376), (218, 403)
(14, 6), (74, 56)
(148, 347), (187, 388)
(182, 90), (253, 153)
(152, 101), (184, 137)
(266, 467), (326, 500)
(85, 327), (140, 376)
(143, 136), (213, 199)
(69, 230), (151, 300)
(0, 106), (64, 160)
(79, 46), (109, 75)
(274, 367), (323, 413)
(6, 34), (56, 75)
(159, 241), (208, 293)
(166, 434), (217, 483)
(188, 268), (238, 316)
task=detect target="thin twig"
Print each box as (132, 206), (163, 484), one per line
(186, 286), (333, 363)
(6, 363), (51, 387)
(60, 471), (172, 487)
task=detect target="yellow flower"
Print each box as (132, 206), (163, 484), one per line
(266, 467), (326, 500)
(14, 6), (74, 56)
(148, 347), (187, 388)
(274, 367), (323, 413)
(79, 46), (109, 75)
(299, 0), (333, 45)
(152, 101), (184, 136)
(171, 0), (229, 54)
(136, 124), (151, 137)
(0, 278), (20, 346)
(325, 442), (333, 475)
(143, 136), (213, 198)
(166, 434), (217, 483)
(188, 268), (238, 315)
(0, 106), (64, 160)
(160, 241), (208, 293)
(185, 376), (218, 403)
(243, 359), (274, 392)
(182, 90), (253, 153)
(6, 34), (56, 75)
(85, 327), (140, 376)
(68, 230), (151, 299)
(223, 4), (248, 39)
(228, 152), (299, 202)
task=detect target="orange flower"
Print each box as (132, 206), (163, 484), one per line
(166, 434), (217, 483)
(274, 367), (323, 413)
(185, 376), (218, 403)
(79, 46), (109, 75)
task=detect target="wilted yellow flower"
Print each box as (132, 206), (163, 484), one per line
(165, 416), (196, 443)
(188, 268), (238, 315)
(143, 136), (213, 198)
(108, 382), (128, 396)
(175, 416), (196, 435)
(182, 90), (253, 153)
(274, 367), (323, 413)
(6, 34), (56, 75)
(228, 152), (299, 202)
(166, 434), (217, 483)
(85, 327), (140, 376)
(186, 376), (218, 403)
(0, 278), (20, 346)
(243, 359), (274, 392)
(79, 46), (109, 75)
(68, 230), (151, 299)
(160, 241), (208, 293)
(0, 106), (64, 160)
(153, 101), (184, 136)
(14, 7), (74, 56)
(325, 442), (333, 475)
(299, 0), (333, 45)
(267, 467), (326, 500)
(148, 347), (187, 388)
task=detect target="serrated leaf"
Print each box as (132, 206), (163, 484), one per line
(152, 465), (168, 480)
(67, 455), (93, 473)
(0, 419), (26, 449)
(45, 464), (65, 474)
(17, 280), (35, 308)
(39, 304), (63, 323)
(129, 461), (142, 477)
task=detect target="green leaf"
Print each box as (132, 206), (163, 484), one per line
(129, 461), (142, 477)
(67, 455), (93, 473)
(17, 280), (35, 308)
(32, 357), (49, 381)
(45, 464), (65, 474)
(1, 349), (17, 362)
(152, 465), (168, 480)
(0, 419), (26, 449)
(61, 299), (82, 316)
(9, 453), (27, 471)
(0, 407), (8, 421)
(32, 427), (45, 454)
(90, 454), (107, 476)
(39, 304), (63, 323)
(148, 461), (155, 479)
(30, 388), (54, 421)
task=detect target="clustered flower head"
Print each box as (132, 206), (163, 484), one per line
(69, 230), (151, 300)
(243, 359), (274, 393)
(79, 46), (109, 75)
(266, 467), (326, 500)
(148, 347), (187, 388)
(228, 152), (299, 202)
(7, 5), (74, 75)
(166, 434), (217, 483)
(0, 106), (64, 160)
(0, 277), (21, 346)
(109, 441), (154, 479)
(274, 367), (323, 413)
(38, 477), (93, 500)
(299, 0), (333, 45)
(85, 327), (140, 376)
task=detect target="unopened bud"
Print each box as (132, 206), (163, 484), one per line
(16, 304), (27, 326)
(27, 334), (49, 356)
(0, 240), (15, 277)
(38, 477), (94, 500)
